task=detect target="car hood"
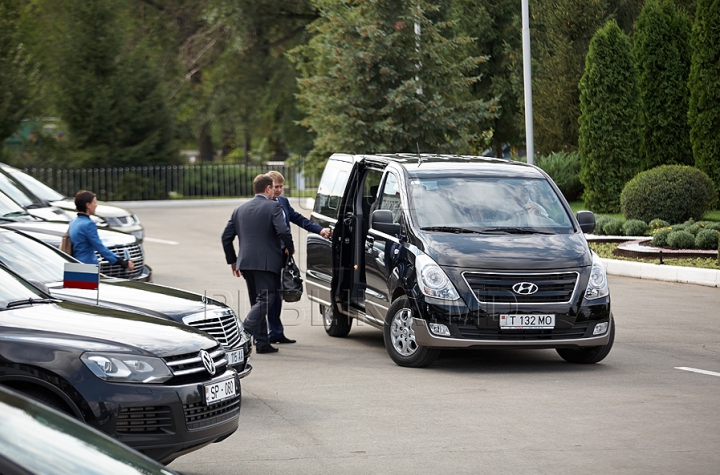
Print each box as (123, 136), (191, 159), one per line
(0, 301), (217, 357)
(416, 232), (592, 270)
(49, 280), (224, 321)
(52, 198), (133, 219)
(2, 221), (138, 247)
(26, 207), (73, 222)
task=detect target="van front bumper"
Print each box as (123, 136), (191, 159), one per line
(412, 317), (612, 349)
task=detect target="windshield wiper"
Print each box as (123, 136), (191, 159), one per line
(2, 211), (29, 218)
(481, 227), (553, 235)
(4, 298), (59, 309)
(421, 226), (486, 234)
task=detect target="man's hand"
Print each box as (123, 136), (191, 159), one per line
(320, 228), (332, 239)
(231, 263), (241, 277)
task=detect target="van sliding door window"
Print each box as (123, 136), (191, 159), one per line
(314, 161), (352, 219)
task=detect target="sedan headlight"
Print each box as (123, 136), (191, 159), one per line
(81, 353), (173, 383)
(415, 254), (459, 301)
(585, 252), (609, 300)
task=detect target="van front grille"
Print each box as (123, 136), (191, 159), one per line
(456, 322), (589, 340)
(463, 271), (579, 304)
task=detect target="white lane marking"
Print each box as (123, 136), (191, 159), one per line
(144, 237), (180, 245)
(675, 367), (720, 378)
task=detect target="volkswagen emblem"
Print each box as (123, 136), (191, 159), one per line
(512, 282), (539, 295)
(200, 350), (216, 375)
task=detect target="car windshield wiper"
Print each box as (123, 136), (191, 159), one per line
(2, 211), (29, 218)
(4, 297), (59, 309)
(421, 226), (486, 234)
(481, 227), (553, 235)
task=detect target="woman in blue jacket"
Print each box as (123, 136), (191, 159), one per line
(68, 190), (135, 271)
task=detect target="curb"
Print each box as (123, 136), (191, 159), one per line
(601, 258), (720, 288)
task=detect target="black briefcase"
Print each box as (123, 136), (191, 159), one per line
(280, 256), (303, 302)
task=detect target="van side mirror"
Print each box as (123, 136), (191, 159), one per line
(371, 210), (401, 236)
(576, 211), (595, 234)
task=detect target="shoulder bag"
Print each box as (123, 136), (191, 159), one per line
(280, 256), (303, 303)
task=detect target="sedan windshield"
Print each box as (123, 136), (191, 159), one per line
(407, 175), (574, 234)
(7, 169), (65, 202)
(0, 267), (47, 309)
(0, 230), (71, 284)
(0, 192), (29, 218)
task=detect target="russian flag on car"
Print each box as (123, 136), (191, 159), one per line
(63, 263), (99, 290)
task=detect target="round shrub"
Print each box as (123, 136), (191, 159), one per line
(652, 228), (672, 246)
(704, 222), (720, 232)
(649, 218), (670, 230)
(666, 230), (696, 249)
(602, 218), (624, 236)
(623, 219), (649, 236)
(536, 151), (583, 201)
(695, 229), (720, 250)
(620, 165), (717, 223)
(593, 215), (613, 235)
(685, 224), (703, 236)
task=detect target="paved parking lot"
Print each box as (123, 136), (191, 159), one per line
(129, 199), (720, 475)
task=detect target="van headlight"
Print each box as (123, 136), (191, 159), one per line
(81, 353), (173, 383)
(415, 254), (459, 301)
(585, 252), (609, 300)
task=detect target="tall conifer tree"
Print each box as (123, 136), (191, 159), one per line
(634, 0), (692, 169)
(292, 0), (493, 169)
(688, 0), (720, 193)
(578, 20), (641, 213)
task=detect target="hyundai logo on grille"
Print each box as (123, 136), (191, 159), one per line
(512, 282), (539, 295)
(200, 350), (216, 375)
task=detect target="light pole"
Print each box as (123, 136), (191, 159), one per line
(521, 0), (534, 165)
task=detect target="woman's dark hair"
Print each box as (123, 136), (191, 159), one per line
(74, 190), (96, 213)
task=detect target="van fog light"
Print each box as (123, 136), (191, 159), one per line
(429, 323), (451, 336)
(593, 322), (609, 335)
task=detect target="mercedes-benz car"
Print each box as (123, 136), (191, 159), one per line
(0, 265), (241, 464)
(0, 226), (252, 378)
(0, 162), (144, 241)
(0, 385), (181, 475)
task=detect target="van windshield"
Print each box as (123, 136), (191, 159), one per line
(407, 176), (575, 234)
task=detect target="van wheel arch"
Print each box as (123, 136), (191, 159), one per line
(383, 296), (440, 368)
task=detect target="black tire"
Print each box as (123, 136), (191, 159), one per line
(556, 317), (615, 364)
(383, 297), (440, 368)
(19, 387), (75, 416)
(321, 304), (352, 338)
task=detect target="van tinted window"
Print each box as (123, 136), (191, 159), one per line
(408, 176), (574, 233)
(377, 173), (402, 223)
(314, 160), (352, 219)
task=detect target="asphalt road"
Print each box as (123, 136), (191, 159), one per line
(129, 199), (720, 475)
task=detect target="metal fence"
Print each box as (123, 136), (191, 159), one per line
(24, 164), (320, 202)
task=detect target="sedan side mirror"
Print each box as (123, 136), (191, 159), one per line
(576, 210), (596, 234)
(371, 209), (401, 236)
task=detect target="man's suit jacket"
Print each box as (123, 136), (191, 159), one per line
(277, 196), (323, 234)
(221, 195), (294, 272)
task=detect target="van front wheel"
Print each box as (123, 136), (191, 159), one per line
(383, 297), (440, 368)
(321, 305), (352, 337)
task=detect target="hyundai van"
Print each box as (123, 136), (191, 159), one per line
(306, 153), (614, 367)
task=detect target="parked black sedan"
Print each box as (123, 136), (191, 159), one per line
(0, 385), (180, 475)
(0, 225), (252, 378)
(0, 265), (241, 464)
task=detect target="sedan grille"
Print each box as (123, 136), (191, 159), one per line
(185, 310), (242, 349)
(463, 271), (579, 304)
(96, 242), (145, 279)
(184, 395), (241, 431)
(117, 406), (173, 434)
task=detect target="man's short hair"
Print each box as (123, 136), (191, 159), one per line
(74, 190), (96, 212)
(253, 174), (274, 194)
(267, 170), (285, 184)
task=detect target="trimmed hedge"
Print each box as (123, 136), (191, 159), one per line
(652, 228), (672, 246)
(667, 230), (696, 249)
(620, 165), (717, 223)
(623, 219), (649, 236)
(695, 229), (720, 250)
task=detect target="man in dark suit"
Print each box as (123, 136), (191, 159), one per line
(221, 174), (295, 354)
(266, 171), (332, 344)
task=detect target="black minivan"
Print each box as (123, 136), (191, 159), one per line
(306, 153), (614, 367)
